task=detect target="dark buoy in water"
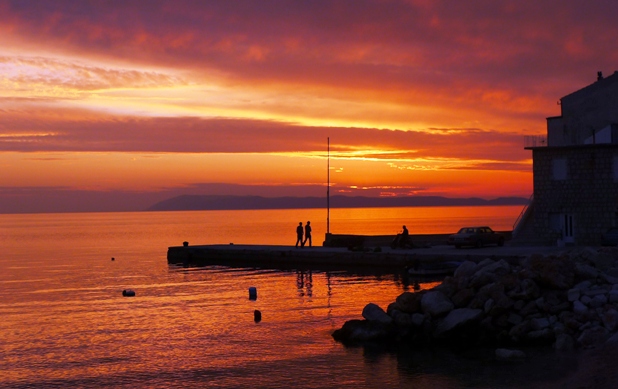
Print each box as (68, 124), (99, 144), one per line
(254, 310), (262, 323)
(248, 286), (257, 300)
(122, 289), (135, 297)
(111, 257), (115, 261)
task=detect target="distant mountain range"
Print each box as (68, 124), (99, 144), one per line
(146, 195), (528, 211)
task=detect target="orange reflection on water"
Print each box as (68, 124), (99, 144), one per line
(0, 210), (450, 386)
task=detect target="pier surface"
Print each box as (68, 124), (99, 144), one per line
(167, 242), (565, 272)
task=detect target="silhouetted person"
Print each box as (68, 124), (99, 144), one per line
(303, 221), (312, 247)
(295, 222), (304, 248)
(391, 225), (412, 249)
(401, 225), (409, 246)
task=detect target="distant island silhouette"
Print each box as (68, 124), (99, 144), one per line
(146, 195), (528, 211)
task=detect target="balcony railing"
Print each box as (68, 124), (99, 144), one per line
(524, 135), (547, 148)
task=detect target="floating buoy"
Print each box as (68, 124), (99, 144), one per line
(111, 257), (115, 261)
(248, 286), (257, 300)
(122, 289), (135, 297)
(254, 310), (262, 323)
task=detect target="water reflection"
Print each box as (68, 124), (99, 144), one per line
(296, 270), (313, 297)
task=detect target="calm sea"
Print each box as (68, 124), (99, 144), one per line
(0, 206), (572, 388)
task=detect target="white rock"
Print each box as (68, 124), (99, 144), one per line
(481, 259), (511, 276)
(434, 308), (483, 337)
(476, 258), (496, 270)
(454, 260), (477, 279)
(421, 291), (454, 317)
(362, 303), (393, 324)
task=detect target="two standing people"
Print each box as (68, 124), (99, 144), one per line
(295, 221), (312, 248)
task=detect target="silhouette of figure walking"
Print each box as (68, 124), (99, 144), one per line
(303, 221), (312, 247)
(295, 222), (304, 248)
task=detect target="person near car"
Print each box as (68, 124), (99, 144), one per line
(400, 225), (410, 247)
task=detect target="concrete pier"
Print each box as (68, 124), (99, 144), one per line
(167, 239), (563, 272)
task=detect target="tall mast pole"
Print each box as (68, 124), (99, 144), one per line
(327, 137), (330, 234)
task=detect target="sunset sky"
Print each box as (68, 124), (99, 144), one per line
(2, 0), (618, 213)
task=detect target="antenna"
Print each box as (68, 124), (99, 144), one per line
(327, 137), (330, 234)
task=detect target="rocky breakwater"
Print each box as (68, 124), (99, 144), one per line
(333, 248), (618, 356)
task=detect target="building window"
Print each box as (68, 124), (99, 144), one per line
(552, 158), (567, 180)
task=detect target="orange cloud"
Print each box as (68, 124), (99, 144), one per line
(1, 0), (616, 208)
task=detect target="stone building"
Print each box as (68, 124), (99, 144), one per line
(515, 71), (618, 246)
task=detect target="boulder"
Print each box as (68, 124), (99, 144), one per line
(509, 320), (532, 342)
(606, 331), (618, 344)
(574, 263), (599, 280)
(601, 308), (618, 331)
(610, 290), (618, 304)
(520, 278), (541, 300)
(567, 288), (581, 302)
(589, 251), (616, 271)
(453, 260), (477, 280)
(507, 312), (523, 326)
(526, 328), (555, 343)
(333, 248), (618, 350)
(421, 291), (454, 317)
(332, 320), (392, 344)
(573, 300), (588, 315)
(483, 259), (511, 276)
(528, 255), (575, 290)
(495, 348), (526, 362)
(554, 333), (575, 352)
(393, 291), (422, 314)
(362, 303), (392, 324)
(434, 308), (483, 338)
(589, 294), (608, 308)
(451, 288), (475, 308)
(577, 325), (609, 348)
(391, 310), (414, 328)
(411, 313), (426, 327)
(549, 301), (571, 315)
(531, 317), (550, 331)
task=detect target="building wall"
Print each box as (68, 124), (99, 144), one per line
(532, 144), (618, 245)
(555, 72), (618, 145)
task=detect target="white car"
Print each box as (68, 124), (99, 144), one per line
(447, 226), (505, 248)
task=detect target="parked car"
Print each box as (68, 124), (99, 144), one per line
(601, 227), (618, 246)
(447, 226), (504, 248)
